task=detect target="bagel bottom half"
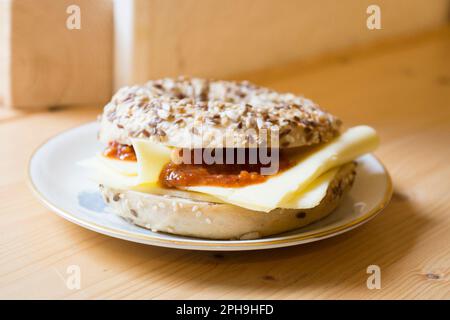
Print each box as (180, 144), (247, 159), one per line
(99, 163), (357, 240)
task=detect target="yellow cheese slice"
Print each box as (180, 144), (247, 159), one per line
(81, 125), (377, 212)
(133, 183), (225, 203)
(186, 126), (378, 212)
(97, 154), (138, 176)
(81, 153), (344, 211)
(280, 167), (338, 209)
(79, 152), (344, 210)
(78, 156), (138, 189)
(131, 138), (172, 184)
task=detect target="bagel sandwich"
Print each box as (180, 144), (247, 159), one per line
(80, 77), (379, 240)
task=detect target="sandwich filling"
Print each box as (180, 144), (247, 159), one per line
(81, 125), (379, 212)
(104, 143), (295, 188)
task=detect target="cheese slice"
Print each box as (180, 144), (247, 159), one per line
(186, 126), (378, 211)
(133, 183), (225, 203)
(97, 154), (138, 176)
(88, 138), (174, 182)
(81, 125), (377, 212)
(80, 154), (341, 210)
(79, 156), (138, 189)
(131, 138), (172, 184)
(281, 167), (339, 209)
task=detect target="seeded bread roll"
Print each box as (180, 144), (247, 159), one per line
(99, 162), (356, 240)
(99, 77), (341, 149)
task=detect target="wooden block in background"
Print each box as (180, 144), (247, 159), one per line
(114, 0), (449, 89)
(0, 0), (113, 109)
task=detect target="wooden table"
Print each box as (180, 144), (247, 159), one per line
(1, 27), (449, 300)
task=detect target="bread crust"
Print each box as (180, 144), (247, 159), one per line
(99, 77), (341, 149)
(99, 162), (356, 240)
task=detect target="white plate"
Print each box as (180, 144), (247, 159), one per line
(29, 122), (392, 251)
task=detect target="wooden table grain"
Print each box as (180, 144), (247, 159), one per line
(0, 27), (449, 300)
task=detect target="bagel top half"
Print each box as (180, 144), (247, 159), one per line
(99, 77), (342, 149)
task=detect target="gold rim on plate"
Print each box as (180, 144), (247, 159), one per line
(27, 123), (393, 249)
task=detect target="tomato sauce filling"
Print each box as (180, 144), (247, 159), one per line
(160, 149), (294, 188)
(103, 141), (137, 161)
(159, 161), (289, 188)
(103, 142), (294, 188)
